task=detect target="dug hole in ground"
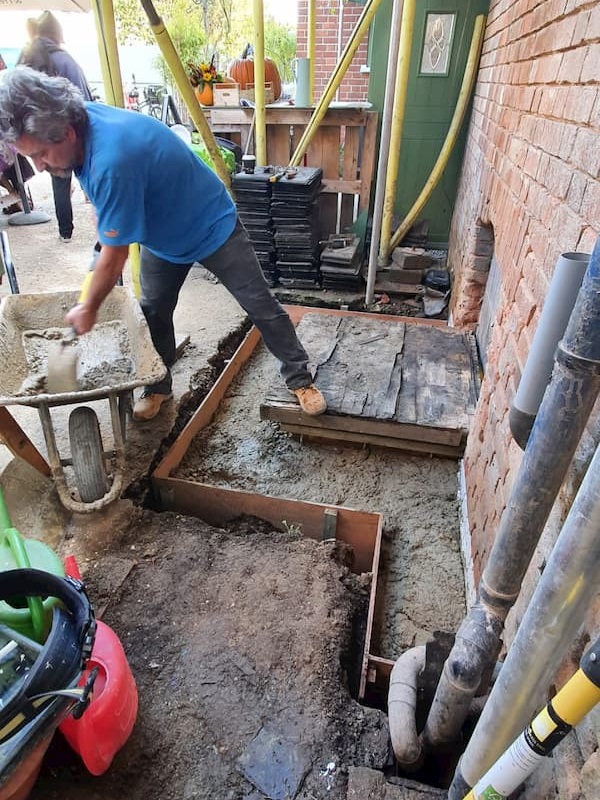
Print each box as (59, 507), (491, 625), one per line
(0, 172), (466, 799)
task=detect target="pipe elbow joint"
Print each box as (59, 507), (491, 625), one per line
(388, 646), (426, 772)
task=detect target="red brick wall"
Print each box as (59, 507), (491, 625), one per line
(450, 0), (599, 580)
(296, 0), (370, 103)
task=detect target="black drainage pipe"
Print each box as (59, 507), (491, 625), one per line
(422, 235), (600, 760)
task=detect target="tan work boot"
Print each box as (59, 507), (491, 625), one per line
(133, 391), (173, 421)
(293, 384), (327, 416)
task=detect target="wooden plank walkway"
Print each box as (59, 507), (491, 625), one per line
(260, 313), (480, 457)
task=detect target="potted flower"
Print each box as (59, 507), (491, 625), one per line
(187, 55), (224, 106)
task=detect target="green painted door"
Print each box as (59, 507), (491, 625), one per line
(368, 0), (489, 245)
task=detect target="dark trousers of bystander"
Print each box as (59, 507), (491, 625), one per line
(51, 173), (73, 240)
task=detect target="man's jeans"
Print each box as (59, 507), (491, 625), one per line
(139, 220), (312, 395)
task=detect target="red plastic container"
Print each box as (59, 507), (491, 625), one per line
(60, 557), (138, 775)
(59, 621), (138, 775)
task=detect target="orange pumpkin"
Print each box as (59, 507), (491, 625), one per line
(227, 44), (282, 100)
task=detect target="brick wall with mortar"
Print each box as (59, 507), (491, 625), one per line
(296, 0), (370, 103)
(450, 1), (599, 795)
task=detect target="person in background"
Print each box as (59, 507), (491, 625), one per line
(18, 11), (92, 243)
(0, 68), (328, 421)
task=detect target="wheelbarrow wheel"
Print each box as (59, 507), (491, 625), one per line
(69, 406), (108, 503)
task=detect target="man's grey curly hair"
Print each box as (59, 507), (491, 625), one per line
(0, 66), (88, 145)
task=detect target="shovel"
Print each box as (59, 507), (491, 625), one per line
(47, 271), (94, 394)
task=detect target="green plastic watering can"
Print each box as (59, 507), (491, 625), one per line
(0, 485), (64, 642)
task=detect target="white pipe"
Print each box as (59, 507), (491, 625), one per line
(387, 645), (426, 771)
(510, 251), (590, 448)
(365, 0), (404, 306)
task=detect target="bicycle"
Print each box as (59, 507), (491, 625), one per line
(125, 74), (164, 118)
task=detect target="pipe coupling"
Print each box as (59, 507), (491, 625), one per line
(556, 343), (600, 375)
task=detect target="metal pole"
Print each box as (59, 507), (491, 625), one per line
(365, 0), (404, 305)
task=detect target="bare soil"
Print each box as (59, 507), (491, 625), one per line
(29, 509), (391, 800)
(1, 172), (464, 799)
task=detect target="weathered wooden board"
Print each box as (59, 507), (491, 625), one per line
(260, 313), (480, 455)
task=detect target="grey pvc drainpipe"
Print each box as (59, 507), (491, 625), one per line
(422, 235), (600, 755)
(450, 436), (600, 797)
(387, 645), (426, 771)
(509, 251), (590, 449)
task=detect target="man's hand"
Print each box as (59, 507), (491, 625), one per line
(66, 302), (97, 335)
(64, 243), (128, 335)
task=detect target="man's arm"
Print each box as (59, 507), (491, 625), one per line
(66, 243), (129, 334)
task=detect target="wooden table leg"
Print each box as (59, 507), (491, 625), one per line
(0, 407), (51, 477)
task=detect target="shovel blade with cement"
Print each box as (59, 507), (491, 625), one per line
(47, 334), (79, 394)
(46, 271), (94, 394)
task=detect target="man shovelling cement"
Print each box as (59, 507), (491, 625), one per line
(0, 67), (327, 420)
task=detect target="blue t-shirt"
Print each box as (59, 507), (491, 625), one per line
(75, 102), (237, 262)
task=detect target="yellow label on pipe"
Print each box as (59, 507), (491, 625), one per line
(552, 669), (600, 725)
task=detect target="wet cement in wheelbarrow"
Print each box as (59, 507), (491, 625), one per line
(29, 508), (392, 800)
(19, 320), (135, 395)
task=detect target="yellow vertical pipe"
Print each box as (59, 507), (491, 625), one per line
(91, 0), (141, 293)
(90, 0), (124, 107)
(307, 0), (316, 103)
(90, 0), (115, 104)
(290, 0), (384, 167)
(379, 0), (416, 264)
(100, 0), (124, 106)
(389, 15), (486, 252)
(252, 0), (267, 166)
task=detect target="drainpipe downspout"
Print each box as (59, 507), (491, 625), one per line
(307, 0), (316, 104)
(423, 235), (600, 753)
(451, 438), (600, 798)
(509, 252), (590, 449)
(365, 0), (404, 306)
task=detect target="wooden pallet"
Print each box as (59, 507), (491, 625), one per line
(260, 311), (481, 457)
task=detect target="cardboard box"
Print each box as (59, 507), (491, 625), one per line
(213, 82), (240, 107)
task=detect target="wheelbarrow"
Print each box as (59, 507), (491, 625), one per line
(0, 287), (166, 514)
